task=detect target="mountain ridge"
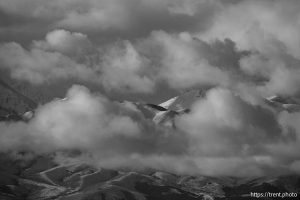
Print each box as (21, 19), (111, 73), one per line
(0, 87), (300, 199)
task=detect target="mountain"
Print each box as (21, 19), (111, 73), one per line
(1, 87), (300, 199)
(0, 77), (37, 121)
(132, 89), (207, 128)
(0, 153), (299, 200)
(265, 95), (300, 112)
(135, 89), (300, 128)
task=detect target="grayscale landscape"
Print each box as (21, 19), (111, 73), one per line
(0, 0), (300, 199)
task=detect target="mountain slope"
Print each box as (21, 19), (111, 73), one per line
(136, 89), (300, 128)
(0, 153), (299, 200)
(1, 88), (300, 199)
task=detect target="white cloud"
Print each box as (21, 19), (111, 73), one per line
(197, 0), (300, 96)
(240, 54), (300, 96)
(100, 41), (155, 93)
(1, 85), (299, 176)
(176, 88), (280, 156)
(0, 85), (143, 152)
(139, 31), (231, 89)
(198, 0), (300, 58)
(0, 42), (95, 84)
(0, 30), (155, 93)
(33, 29), (92, 57)
(56, 0), (133, 31)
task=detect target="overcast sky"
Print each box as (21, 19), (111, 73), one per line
(1, 0), (300, 177)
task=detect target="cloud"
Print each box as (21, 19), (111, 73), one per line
(198, 0), (300, 58)
(240, 54), (300, 96)
(33, 29), (93, 57)
(1, 85), (300, 176)
(0, 42), (95, 84)
(29, 85), (144, 151)
(0, 85), (187, 156)
(290, 160), (300, 174)
(173, 88), (296, 176)
(0, 0), (218, 43)
(166, 0), (218, 16)
(0, 85), (139, 152)
(56, 0), (134, 31)
(100, 41), (155, 93)
(0, 29), (245, 94)
(137, 31), (232, 89)
(197, 0), (300, 96)
(0, 30), (154, 93)
(176, 88), (281, 156)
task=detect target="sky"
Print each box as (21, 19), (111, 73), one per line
(0, 0), (300, 177)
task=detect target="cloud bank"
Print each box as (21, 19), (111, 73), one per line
(0, 86), (300, 177)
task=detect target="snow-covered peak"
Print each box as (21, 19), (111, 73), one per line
(265, 95), (300, 112)
(159, 96), (178, 109)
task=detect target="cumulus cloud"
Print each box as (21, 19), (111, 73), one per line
(0, 42), (95, 84)
(0, 85), (187, 156)
(174, 88), (299, 176)
(197, 0), (300, 96)
(198, 0), (300, 58)
(100, 41), (155, 93)
(0, 85), (138, 151)
(0, 28), (245, 94)
(33, 29), (93, 57)
(240, 54), (300, 96)
(0, 30), (153, 93)
(1, 85), (300, 176)
(137, 31), (232, 89)
(176, 88), (281, 156)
